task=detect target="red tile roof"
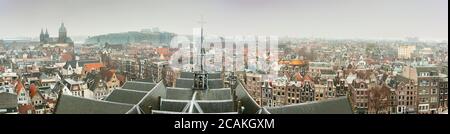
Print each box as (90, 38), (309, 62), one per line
(294, 72), (303, 81)
(60, 53), (73, 62)
(84, 63), (104, 71)
(116, 74), (126, 85)
(15, 80), (24, 93)
(18, 104), (34, 114)
(304, 75), (313, 82)
(29, 83), (38, 98)
(102, 69), (116, 81)
(155, 47), (170, 56)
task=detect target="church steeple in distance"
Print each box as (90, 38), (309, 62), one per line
(45, 28), (48, 34)
(40, 28), (45, 43)
(58, 22), (67, 43)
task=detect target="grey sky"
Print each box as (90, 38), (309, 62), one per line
(0, 0), (447, 41)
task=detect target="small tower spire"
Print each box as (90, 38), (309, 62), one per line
(198, 16), (206, 72)
(40, 28), (45, 43)
(193, 16), (208, 90)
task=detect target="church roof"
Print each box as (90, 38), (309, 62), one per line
(55, 94), (134, 114)
(179, 72), (221, 79)
(175, 78), (224, 89)
(121, 81), (156, 92)
(104, 89), (148, 105)
(55, 75), (166, 114)
(235, 81), (261, 114)
(152, 71), (238, 114)
(260, 96), (353, 114)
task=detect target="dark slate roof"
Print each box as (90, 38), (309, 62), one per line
(151, 110), (185, 114)
(175, 78), (224, 89)
(180, 72), (194, 79)
(235, 81), (261, 114)
(196, 88), (232, 100)
(208, 79), (224, 89)
(158, 99), (235, 113)
(122, 81), (156, 91)
(55, 94), (134, 114)
(180, 72), (221, 79)
(135, 78), (155, 83)
(261, 96), (353, 114)
(0, 92), (17, 109)
(208, 73), (222, 79)
(102, 81), (166, 114)
(136, 81), (166, 113)
(175, 78), (193, 88)
(166, 87), (194, 100)
(104, 89), (148, 104)
(197, 100), (235, 113)
(154, 71), (236, 114)
(159, 99), (189, 112)
(126, 106), (143, 114)
(165, 87), (232, 100)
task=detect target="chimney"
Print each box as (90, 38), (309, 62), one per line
(236, 100), (242, 112)
(157, 96), (162, 110)
(148, 106), (152, 114)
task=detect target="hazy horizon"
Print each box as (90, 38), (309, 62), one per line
(0, 0), (448, 41)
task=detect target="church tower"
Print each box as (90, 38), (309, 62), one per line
(44, 29), (49, 40)
(39, 29), (45, 44)
(193, 17), (208, 90)
(58, 22), (67, 43)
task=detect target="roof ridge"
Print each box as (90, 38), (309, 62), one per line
(135, 81), (164, 106)
(116, 88), (150, 93)
(266, 96), (348, 109)
(61, 94), (135, 106)
(125, 81), (156, 84)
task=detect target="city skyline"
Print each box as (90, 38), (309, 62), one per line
(0, 0), (448, 41)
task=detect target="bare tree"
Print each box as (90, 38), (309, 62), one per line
(368, 85), (390, 114)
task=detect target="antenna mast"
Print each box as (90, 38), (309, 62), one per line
(199, 16), (206, 72)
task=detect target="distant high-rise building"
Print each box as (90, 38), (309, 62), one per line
(398, 45), (416, 59)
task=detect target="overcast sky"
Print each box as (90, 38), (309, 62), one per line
(0, 0), (447, 41)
